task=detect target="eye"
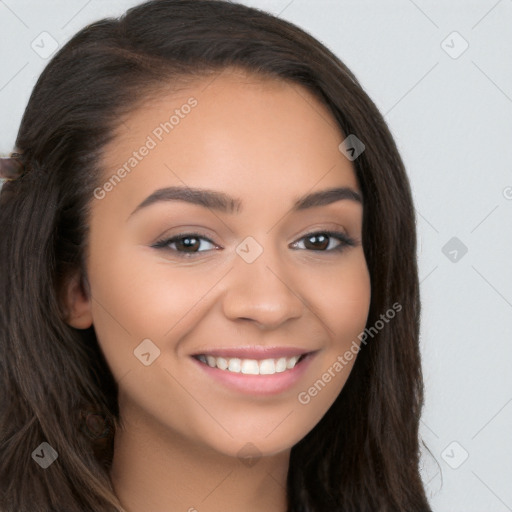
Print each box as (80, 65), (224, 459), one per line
(290, 230), (356, 252)
(152, 229), (356, 258)
(152, 232), (218, 257)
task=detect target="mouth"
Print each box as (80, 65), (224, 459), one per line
(192, 353), (309, 375)
(190, 347), (317, 395)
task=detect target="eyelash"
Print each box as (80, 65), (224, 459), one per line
(152, 230), (356, 258)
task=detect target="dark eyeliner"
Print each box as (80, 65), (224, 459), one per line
(291, 230), (357, 252)
(152, 229), (356, 256)
(152, 232), (217, 251)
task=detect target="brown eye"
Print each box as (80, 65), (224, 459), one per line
(291, 230), (356, 253)
(174, 236), (202, 252)
(153, 232), (218, 257)
(303, 233), (330, 251)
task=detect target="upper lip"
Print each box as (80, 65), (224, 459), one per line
(191, 346), (315, 360)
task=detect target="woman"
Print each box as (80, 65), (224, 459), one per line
(0, 0), (432, 510)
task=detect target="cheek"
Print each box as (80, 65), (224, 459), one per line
(293, 251), (370, 418)
(311, 249), (371, 342)
(86, 238), (227, 382)
(85, 237), (163, 381)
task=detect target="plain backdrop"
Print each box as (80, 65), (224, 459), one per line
(1, 1), (511, 511)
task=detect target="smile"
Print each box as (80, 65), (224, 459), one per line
(194, 354), (306, 375)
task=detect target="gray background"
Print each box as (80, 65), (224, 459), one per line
(1, 1), (511, 510)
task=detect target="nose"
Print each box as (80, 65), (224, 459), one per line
(221, 246), (304, 330)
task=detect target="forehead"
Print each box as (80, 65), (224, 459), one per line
(96, 69), (359, 217)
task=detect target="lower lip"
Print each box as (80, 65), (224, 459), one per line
(191, 353), (316, 396)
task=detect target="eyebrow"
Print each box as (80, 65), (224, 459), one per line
(127, 185), (362, 219)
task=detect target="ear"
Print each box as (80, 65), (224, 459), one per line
(62, 270), (93, 329)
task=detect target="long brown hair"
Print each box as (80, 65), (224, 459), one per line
(0, 1), (431, 510)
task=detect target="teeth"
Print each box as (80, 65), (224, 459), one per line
(275, 357), (287, 373)
(216, 357), (228, 370)
(228, 358), (241, 372)
(241, 359), (259, 375)
(259, 359), (275, 375)
(286, 357), (298, 369)
(196, 354), (302, 375)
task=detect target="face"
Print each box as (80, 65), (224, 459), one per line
(66, 68), (371, 459)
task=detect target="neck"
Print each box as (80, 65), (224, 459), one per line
(109, 402), (290, 512)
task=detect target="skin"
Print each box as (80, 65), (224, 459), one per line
(64, 68), (371, 512)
